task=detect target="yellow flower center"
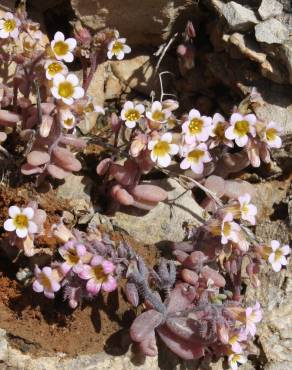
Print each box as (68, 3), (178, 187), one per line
(48, 62), (63, 76)
(66, 249), (80, 265)
(153, 140), (170, 157)
(223, 221), (231, 236)
(40, 274), (52, 290)
(152, 110), (165, 122)
(112, 41), (123, 54)
(234, 120), (249, 137)
(53, 41), (69, 56)
(266, 128), (277, 142)
(275, 249), (283, 261)
(213, 122), (225, 139)
(232, 355), (241, 363)
(58, 81), (74, 98)
(125, 109), (140, 121)
(4, 19), (16, 32)
(84, 103), (95, 113)
(187, 149), (204, 163)
(189, 119), (203, 135)
(63, 118), (74, 127)
(229, 335), (238, 345)
(93, 265), (107, 282)
(14, 214), (29, 229)
(241, 202), (249, 215)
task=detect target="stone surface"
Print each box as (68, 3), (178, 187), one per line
(110, 178), (205, 244)
(280, 42), (292, 84)
(258, 0), (283, 21)
(222, 1), (259, 31)
(70, 0), (195, 47)
(227, 32), (267, 63)
(255, 19), (289, 44)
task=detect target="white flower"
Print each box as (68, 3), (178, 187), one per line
(238, 193), (257, 225)
(221, 213), (240, 245)
(225, 113), (256, 147)
(121, 101), (145, 128)
(60, 109), (76, 129)
(263, 121), (282, 149)
(180, 143), (211, 174)
(182, 109), (212, 144)
(4, 206), (37, 238)
(51, 31), (76, 63)
(0, 12), (20, 39)
(51, 73), (84, 105)
(228, 353), (247, 370)
(107, 31), (131, 60)
(146, 101), (171, 124)
(245, 302), (262, 336)
(148, 132), (179, 168)
(267, 240), (290, 272)
(44, 60), (68, 80)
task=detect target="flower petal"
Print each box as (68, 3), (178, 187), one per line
(63, 52), (74, 63)
(72, 86), (84, 99)
(33, 280), (44, 293)
(66, 38), (77, 50)
(9, 206), (20, 218)
(151, 101), (162, 112)
(86, 278), (101, 295)
(3, 219), (15, 232)
(66, 73), (79, 86)
(22, 207), (34, 219)
(28, 221), (38, 234)
(102, 276), (117, 292)
(16, 227), (28, 238)
(157, 154), (171, 168)
(102, 260), (115, 274)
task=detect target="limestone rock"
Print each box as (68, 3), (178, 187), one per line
(111, 178), (205, 244)
(280, 42), (292, 84)
(258, 0), (283, 21)
(255, 19), (289, 44)
(70, 0), (195, 46)
(222, 2), (259, 31)
(228, 32), (267, 63)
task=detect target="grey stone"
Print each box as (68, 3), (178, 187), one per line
(258, 0), (283, 20)
(265, 362), (292, 370)
(280, 42), (292, 84)
(222, 2), (259, 31)
(110, 178), (205, 244)
(255, 19), (289, 44)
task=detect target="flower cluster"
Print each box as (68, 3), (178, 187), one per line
(32, 234), (117, 307)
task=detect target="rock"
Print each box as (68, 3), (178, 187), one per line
(265, 362), (292, 370)
(57, 174), (94, 223)
(70, 0), (195, 47)
(227, 32), (267, 63)
(222, 2), (259, 31)
(111, 178), (205, 244)
(258, 0), (283, 21)
(255, 19), (289, 44)
(280, 42), (292, 84)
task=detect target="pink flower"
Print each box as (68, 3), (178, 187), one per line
(182, 109), (212, 144)
(221, 213), (240, 245)
(78, 256), (117, 296)
(228, 330), (247, 353)
(225, 113), (256, 147)
(245, 302), (262, 336)
(58, 240), (87, 274)
(33, 266), (61, 299)
(238, 193), (257, 225)
(267, 240), (290, 272)
(180, 143), (211, 174)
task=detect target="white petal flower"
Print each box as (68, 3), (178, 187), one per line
(210, 113), (233, 148)
(0, 12), (20, 39)
(267, 240), (290, 272)
(228, 353), (247, 370)
(263, 121), (282, 149)
(51, 31), (76, 62)
(238, 193), (257, 225)
(225, 113), (256, 147)
(44, 60), (68, 80)
(107, 35), (131, 60)
(146, 101), (171, 124)
(51, 73), (84, 105)
(59, 109), (76, 129)
(4, 206), (37, 239)
(180, 143), (211, 174)
(121, 101), (145, 128)
(221, 213), (240, 245)
(148, 132), (179, 168)
(182, 109), (212, 144)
